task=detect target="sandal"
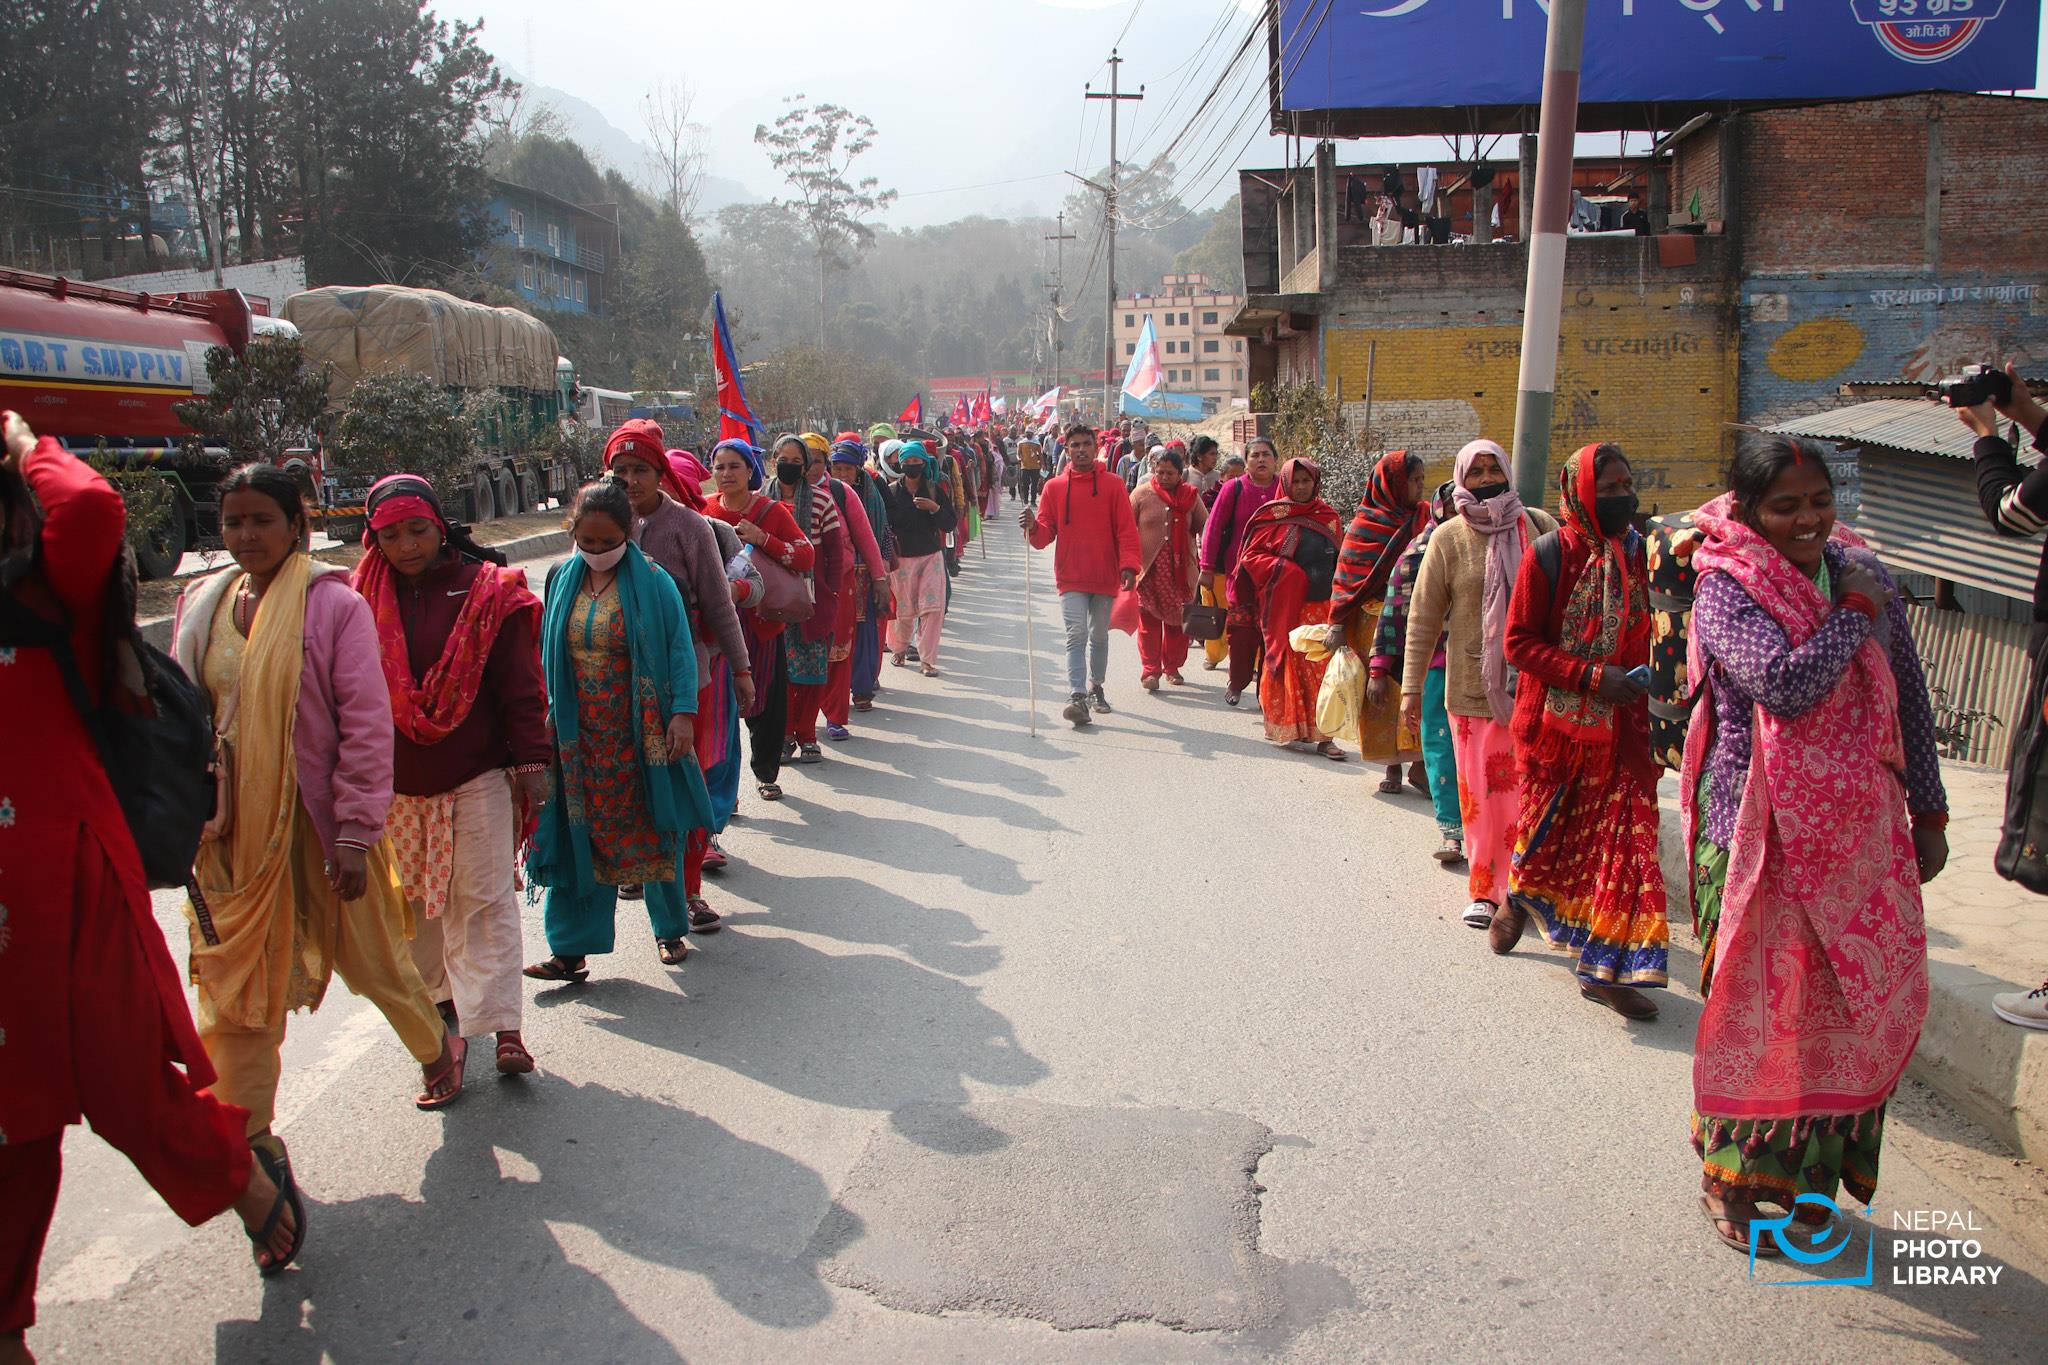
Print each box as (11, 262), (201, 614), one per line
(522, 954), (589, 983)
(1407, 761), (1430, 792)
(1316, 740), (1347, 761)
(1700, 1194), (1776, 1255)
(891, 653), (908, 668)
(1165, 671), (1186, 686)
(687, 896), (724, 934)
(853, 697), (874, 712)
(921, 664), (939, 678)
(416, 1035), (467, 1110)
(1581, 983), (1660, 1020)
(1378, 769), (1404, 793)
(657, 936), (691, 966)
(797, 742), (823, 762)
(757, 782), (783, 801)
(246, 1137), (307, 1277)
(495, 1032), (535, 1075)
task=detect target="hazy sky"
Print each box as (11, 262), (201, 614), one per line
(453, 0), (2048, 229)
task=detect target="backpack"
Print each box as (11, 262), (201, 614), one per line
(1645, 511), (1703, 770)
(0, 539), (215, 888)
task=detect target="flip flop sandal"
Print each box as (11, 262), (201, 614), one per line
(657, 936), (691, 966)
(522, 955), (590, 983)
(687, 897), (724, 933)
(1700, 1195), (1777, 1255)
(1316, 741), (1347, 761)
(247, 1138), (307, 1277)
(416, 1035), (467, 1110)
(1378, 777), (1404, 793)
(495, 1034), (535, 1075)
(921, 665), (940, 677)
(757, 782), (783, 801)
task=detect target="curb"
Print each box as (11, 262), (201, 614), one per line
(1656, 794), (2048, 1163)
(138, 529), (574, 650)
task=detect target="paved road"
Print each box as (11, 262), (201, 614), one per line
(33, 527), (2048, 1362)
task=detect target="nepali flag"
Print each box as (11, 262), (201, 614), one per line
(950, 395), (970, 426)
(971, 390), (992, 425)
(711, 291), (762, 447)
(898, 395), (922, 426)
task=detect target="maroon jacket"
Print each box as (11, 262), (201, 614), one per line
(391, 556), (550, 797)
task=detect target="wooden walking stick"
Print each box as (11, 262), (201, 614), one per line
(1023, 496), (1037, 737)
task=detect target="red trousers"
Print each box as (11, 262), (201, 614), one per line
(820, 650), (855, 728)
(786, 682), (824, 744)
(1137, 609), (1190, 678)
(1226, 622), (1264, 695)
(0, 856), (252, 1334)
(684, 828), (710, 898)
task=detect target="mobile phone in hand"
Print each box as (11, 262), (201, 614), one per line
(1625, 664), (1652, 688)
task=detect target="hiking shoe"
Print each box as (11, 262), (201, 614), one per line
(1090, 686), (1113, 714)
(1462, 899), (1494, 929)
(1993, 980), (2048, 1030)
(1063, 693), (1093, 726)
(825, 723), (852, 741)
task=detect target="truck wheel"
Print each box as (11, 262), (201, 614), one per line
(132, 488), (192, 580)
(496, 468), (520, 518)
(470, 473), (496, 524)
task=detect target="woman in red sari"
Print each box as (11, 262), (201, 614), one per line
(1231, 456), (1346, 758)
(1128, 446), (1208, 690)
(1501, 443), (1668, 1021)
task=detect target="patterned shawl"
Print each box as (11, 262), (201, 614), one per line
(1331, 451), (1427, 620)
(1680, 492), (1925, 1124)
(1534, 444), (1650, 759)
(1450, 439), (1527, 725)
(351, 550), (539, 745)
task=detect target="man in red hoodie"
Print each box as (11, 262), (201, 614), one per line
(1020, 422), (1141, 726)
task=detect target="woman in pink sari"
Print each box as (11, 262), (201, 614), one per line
(1681, 434), (1948, 1253)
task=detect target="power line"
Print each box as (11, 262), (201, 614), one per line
(1114, 0), (1148, 49)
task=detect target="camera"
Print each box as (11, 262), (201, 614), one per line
(1937, 364), (2014, 409)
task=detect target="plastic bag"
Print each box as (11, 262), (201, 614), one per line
(1289, 622), (1334, 661)
(1316, 643), (1364, 742)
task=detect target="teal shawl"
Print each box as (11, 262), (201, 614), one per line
(528, 543), (713, 893)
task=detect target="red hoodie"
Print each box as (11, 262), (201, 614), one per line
(1026, 462), (1142, 596)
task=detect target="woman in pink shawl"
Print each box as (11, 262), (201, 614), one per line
(1680, 434), (1947, 1254)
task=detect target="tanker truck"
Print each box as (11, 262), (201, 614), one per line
(0, 267), (310, 576)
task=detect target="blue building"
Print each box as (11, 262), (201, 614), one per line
(484, 178), (620, 318)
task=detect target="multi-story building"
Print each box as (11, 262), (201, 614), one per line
(484, 179), (620, 318)
(1113, 273), (1249, 412)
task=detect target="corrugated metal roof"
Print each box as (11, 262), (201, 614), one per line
(1856, 451), (2037, 603)
(1769, 399), (1984, 461)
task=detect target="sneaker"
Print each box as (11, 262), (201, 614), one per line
(1063, 693), (1093, 726)
(1090, 686), (1113, 714)
(1434, 836), (1466, 865)
(825, 723), (852, 741)
(1992, 980), (2048, 1030)
(1461, 899), (1494, 929)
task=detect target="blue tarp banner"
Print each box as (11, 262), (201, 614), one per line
(1120, 391), (1210, 421)
(1276, 0), (2040, 110)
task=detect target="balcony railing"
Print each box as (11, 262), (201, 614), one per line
(576, 246), (606, 273)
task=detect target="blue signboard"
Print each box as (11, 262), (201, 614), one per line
(1120, 391), (1210, 421)
(1277, 0), (2040, 110)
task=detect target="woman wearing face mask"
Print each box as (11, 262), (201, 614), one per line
(1329, 450), (1432, 794)
(1371, 478), (1466, 864)
(1127, 446), (1209, 690)
(773, 434), (848, 763)
(883, 441), (958, 674)
(1203, 438), (1284, 706)
(1498, 444), (1667, 1020)
(705, 439), (814, 802)
(174, 465), (461, 1161)
(1401, 440), (1558, 933)
(350, 473), (548, 1074)
(1680, 434), (1946, 1253)
(523, 478), (714, 980)
(1232, 457), (1346, 757)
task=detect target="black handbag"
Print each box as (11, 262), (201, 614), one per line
(1995, 629), (2048, 893)
(1182, 602), (1227, 641)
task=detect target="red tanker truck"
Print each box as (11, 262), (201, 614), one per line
(0, 267), (313, 576)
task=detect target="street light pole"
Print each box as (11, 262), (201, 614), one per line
(1085, 50), (1142, 427)
(1508, 0), (1588, 504)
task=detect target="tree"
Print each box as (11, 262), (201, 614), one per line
(753, 97), (898, 338)
(329, 371), (478, 491)
(643, 80), (708, 226)
(172, 336), (332, 461)
(1174, 196), (1245, 295)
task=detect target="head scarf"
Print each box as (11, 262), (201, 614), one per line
(1331, 450), (1427, 620)
(895, 440), (932, 480)
(713, 437), (766, 491)
(1533, 444), (1651, 761)
(605, 418), (667, 473)
(1450, 438), (1527, 725)
(876, 438), (907, 478)
(351, 472), (538, 747)
(829, 439), (867, 467)
(867, 422), (897, 445)
(663, 450), (708, 511)
(1232, 458), (1343, 674)
(799, 432), (831, 456)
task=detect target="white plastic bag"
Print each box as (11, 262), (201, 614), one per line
(1316, 643), (1364, 742)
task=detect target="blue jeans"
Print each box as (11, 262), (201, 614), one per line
(1061, 591), (1114, 694)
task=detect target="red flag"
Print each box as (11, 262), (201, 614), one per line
(950, 396), (970, 426)
(710, 291), (761, 446)
(971, 391), (992, 425)
(898, 395), (922, 426)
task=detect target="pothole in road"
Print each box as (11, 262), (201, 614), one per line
(809, 1100), (1347, 1335)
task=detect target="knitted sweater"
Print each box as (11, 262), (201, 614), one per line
(1400, 508), (1557, 718)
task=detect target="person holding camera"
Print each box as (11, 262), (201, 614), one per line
(1958, 362), (2048, 1031)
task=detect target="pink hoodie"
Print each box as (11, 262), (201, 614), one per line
(174, 562), (396, 857)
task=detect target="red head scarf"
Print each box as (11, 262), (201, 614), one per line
(1534, 443), (1650, 754)
(604, 418), (667, 476)
(1331, 450), (1427, 619)
(663, 450), (708, 511)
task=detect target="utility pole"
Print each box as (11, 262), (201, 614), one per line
(1509, 0), (1588, 503)
(1044, 211), (1075, 395)
(1085, 51), (1142, 427)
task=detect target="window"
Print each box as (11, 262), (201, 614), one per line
(1203, 339), (1220, 353)
(1125, 313), (1135, 327)
(1126, 342), (1136, 356)
(1180, 312), (1191, 325)
(520, 263), (534, 289)
(575, 278), (586, 303)
(1205, 368), (1222, 382)
(1202, 311), (1218, 325)
(1235, 368), (1244, 381)
(547, 223), (561, 255)
(1234, 340), (1243, 352)
(508, 208), (524, 240)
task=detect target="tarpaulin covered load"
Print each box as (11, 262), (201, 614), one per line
(281, 285), (560, 399)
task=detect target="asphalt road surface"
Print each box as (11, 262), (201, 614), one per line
(32, 526), (2048, 1362)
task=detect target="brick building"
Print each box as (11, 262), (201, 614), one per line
(1113, 273), (1249, 413)
(1228, 93), (2048, 518)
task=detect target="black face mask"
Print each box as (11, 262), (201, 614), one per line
(1594, 492), (1638, 537)
(1467, 480), (1509, 503)
(776, 461), (803, 485)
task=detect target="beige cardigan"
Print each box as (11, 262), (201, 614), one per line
(1129, 481), (1208, 598)
(1400, 508), (1558, 718)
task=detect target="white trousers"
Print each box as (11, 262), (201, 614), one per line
(407, 770), (525, 1036)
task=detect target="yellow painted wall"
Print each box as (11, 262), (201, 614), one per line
(1324, 287), (1739, 517)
